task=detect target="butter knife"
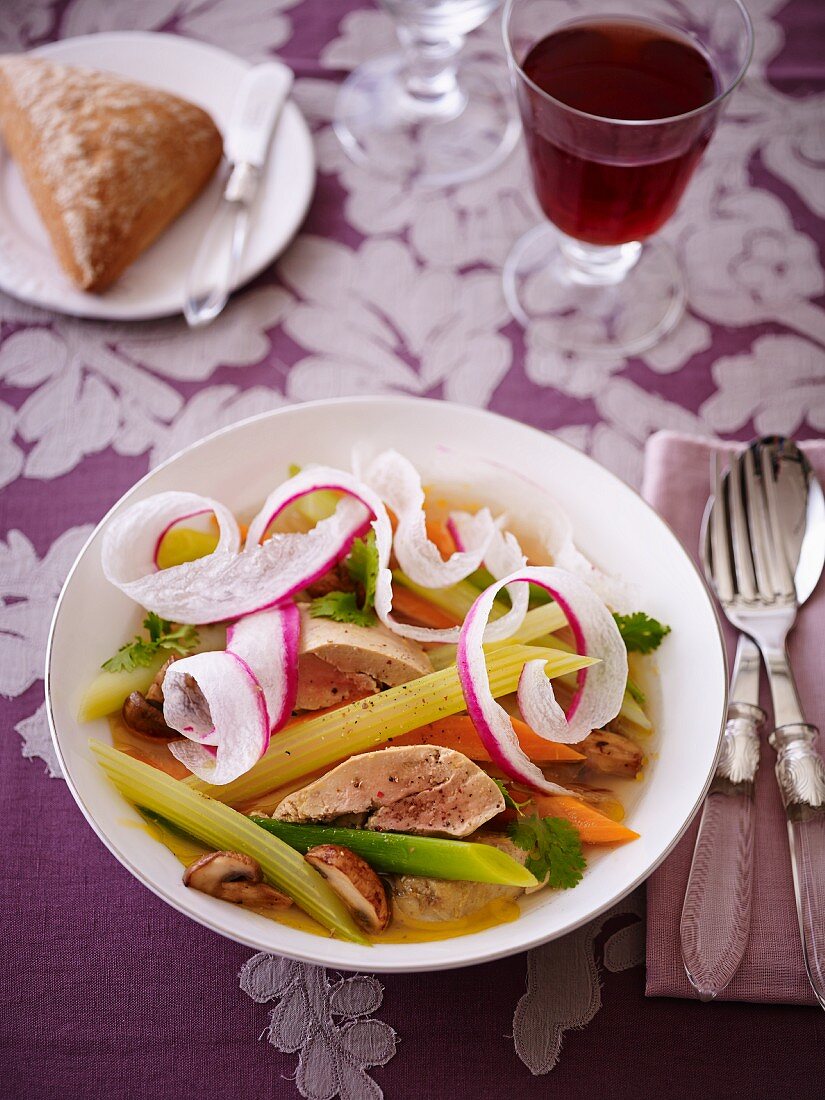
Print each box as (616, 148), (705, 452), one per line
(184, 61), (294, 328)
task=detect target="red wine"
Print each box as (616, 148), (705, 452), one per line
(519, 19), (719, 246)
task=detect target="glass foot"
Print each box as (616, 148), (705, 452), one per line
(333, 52), (520, 188)
(503, 223), (686, 357)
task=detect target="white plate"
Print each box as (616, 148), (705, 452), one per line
(0, 32), (315, 320)
(46, 398), (727, 973)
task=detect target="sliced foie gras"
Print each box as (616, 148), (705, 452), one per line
(273, 745), (505, 838)
(390, 836), (530, 922)
(295, 606), (432, 710)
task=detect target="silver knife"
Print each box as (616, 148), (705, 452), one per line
(184, 61), (294, 328)
(680, 634), (765, 1000)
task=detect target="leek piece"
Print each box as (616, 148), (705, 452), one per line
(77, 654), (166, 721)
(252, 819), (538, 888)
(187, 644), (596, 805)
(287, 464), (341, 524)
(90, 740), (369, 944)
(156, 528), (219, 570)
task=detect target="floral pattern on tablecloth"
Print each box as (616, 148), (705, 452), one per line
(0, 0), (822, 1095)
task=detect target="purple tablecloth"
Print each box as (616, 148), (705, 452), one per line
(1, 1), (824, 1098)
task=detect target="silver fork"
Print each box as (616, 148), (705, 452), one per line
(680, 456), (764, 1000)
(719, 440), (825, 1009)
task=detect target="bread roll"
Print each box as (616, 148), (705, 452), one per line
(0, 55), (223, 292)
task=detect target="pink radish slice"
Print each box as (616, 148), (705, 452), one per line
(456, 565), (627, 791)
(164, 650), (270, 785)
(226, 603), (300, 736)
(363, 449), (495, 587)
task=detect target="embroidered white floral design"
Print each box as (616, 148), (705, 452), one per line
(239, 954), (397, 1100)
(278, 236), (512, 407)
(63, 0), (301, 60)
(702, 335), (825, 436)
(0, 286), (291, 479)
(515, 891), (645, 1074)
(16, 703), (63, 778)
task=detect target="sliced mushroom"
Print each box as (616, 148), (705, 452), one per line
(122, 691), (174, 739)
(579, 729), (644, 777)
(183, 851), (292, 911)
(304, 844), (390, 933)
(145, 655), (178, 704)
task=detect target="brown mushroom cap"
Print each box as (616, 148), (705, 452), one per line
(183, 851), (292, 911)
(122, 692), (174, 739)
(304, 844), (390, 933)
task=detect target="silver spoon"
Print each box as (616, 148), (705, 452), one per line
(735, 437), (825, 1008)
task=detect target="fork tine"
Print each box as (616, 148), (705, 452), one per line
(741, 445), (776, 599)
(728, 449), (758, 601)
(708, 451), (735, 602)
(759, 441), (797, 598)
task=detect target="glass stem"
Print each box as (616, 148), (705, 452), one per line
(558, 234), (642, 287)
(396, 24), (466, 117)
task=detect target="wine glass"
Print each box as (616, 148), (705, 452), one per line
(502, 0), (753, 357)
(334, 0), (521, 187)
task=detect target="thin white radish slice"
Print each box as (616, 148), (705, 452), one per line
(226, 604), (300, 735)
(164, 650), (270, 785)
(457, 565), (627, 791)
(363, 449), (495, 587)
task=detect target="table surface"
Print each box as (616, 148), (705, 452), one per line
(1, 1), (824, 1098)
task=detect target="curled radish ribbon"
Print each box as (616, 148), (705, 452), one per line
(164, 603), (300, 784)
(457, 566), (627, 792)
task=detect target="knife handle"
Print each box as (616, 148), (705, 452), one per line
(183, 192), (251, 329)
(770, 722), (825, 1009)
(680, 701), (763, 1001)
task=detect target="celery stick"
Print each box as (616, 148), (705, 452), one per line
(428, 603), (569, 671)
(187, 644), (596, 805)
(90, 740), (368, 944)
(392, 570), (509, 621)
(252, 819), (538, 887)
(548, 635), (652, 731)
(78, 654), (166, 722)
(468, 568), (552, 608)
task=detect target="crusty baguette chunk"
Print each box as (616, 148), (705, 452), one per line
(0, 55), (223, 291)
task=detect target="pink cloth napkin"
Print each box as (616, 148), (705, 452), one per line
(642, 430), (823, 1005)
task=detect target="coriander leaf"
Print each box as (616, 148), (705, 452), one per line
(613, 611), (671, 655)
(494, 778), (530, 814)
(507, 814), (586, 890)
(626, 676), (646, 706)
(310, 591), (377, 628)
(101, 616), (199, 673)
(345, 531), (379, 612)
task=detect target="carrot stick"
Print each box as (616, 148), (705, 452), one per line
(390, 585), (461, 629)
(425, 517), (458, 560)
(392, 715), (584, 763)
(530, 793), (639, 845)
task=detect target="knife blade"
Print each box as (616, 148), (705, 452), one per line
(184, 62), (294, 328)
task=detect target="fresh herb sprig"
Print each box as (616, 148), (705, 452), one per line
(613, 611), (671, 655)
(508, 814), (586, 890)
(101, 612), (199, 673)
(310, 531), (380, 627)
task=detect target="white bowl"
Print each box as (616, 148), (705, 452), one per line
(46, 398), (727, 973)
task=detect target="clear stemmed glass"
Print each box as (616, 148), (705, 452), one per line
(334, 0), (521, 187)
(502, 0), (753, 357)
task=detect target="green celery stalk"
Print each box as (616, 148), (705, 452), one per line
(428, 603), (569, 671)
(186, 643), (596, 805)
(90, 740), (369, 944)
(467, 567), (552, 608)
(546, 635), (652, 731)
(252, 818), (538, 887)
(392, 570), (509, 622)
(288, 464), (341, 524)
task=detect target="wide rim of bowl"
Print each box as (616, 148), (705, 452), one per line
(45, 396), (728, 972)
